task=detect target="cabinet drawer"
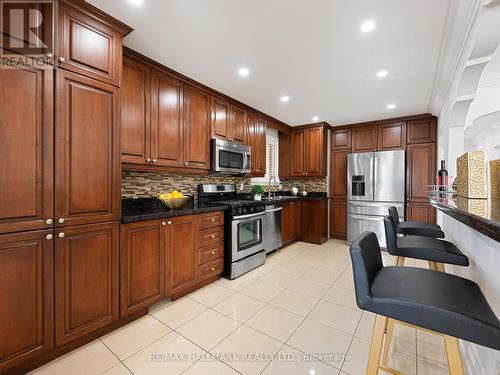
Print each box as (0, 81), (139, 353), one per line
(198, 212), (224, 230)
(199, 242), (224, 265)
(198, 226), (224, 247)
(199, 259), (223, 281)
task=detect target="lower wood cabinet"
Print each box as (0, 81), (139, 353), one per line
(55, 222), (119, 346)
(407, 202), (436, 224)
(282, 201), (301, 245)
(165, 215), (198, 296)
(0, 230), (54, 373)
(300, 200), (328, 245)
(120, 220), (165, 317)
(331, 198), (347, 239)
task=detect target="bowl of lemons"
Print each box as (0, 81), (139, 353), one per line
(158, 190), (190, 209)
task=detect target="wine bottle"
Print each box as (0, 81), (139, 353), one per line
(437, 160), (448, 192)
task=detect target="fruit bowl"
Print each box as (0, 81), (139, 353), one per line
(158, 194), (190, 209)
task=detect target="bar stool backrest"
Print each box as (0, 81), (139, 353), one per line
(388, 206), (400, 225)
(349, 232), (384, 308)
(383, 215), (399, 256)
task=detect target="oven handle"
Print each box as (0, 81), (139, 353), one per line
(233, 211), (266, 220)
(265, 207), (283, 213)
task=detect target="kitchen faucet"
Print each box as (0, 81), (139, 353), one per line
(268, 176), (277, 200)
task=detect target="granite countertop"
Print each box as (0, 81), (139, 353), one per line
(121, 198), (227, 223)
(429, 194), (500, 243)
(244, 191), (329, 202)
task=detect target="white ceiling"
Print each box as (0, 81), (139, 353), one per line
(88, 0), (452, 126)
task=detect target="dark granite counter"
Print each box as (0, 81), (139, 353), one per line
(430, 194), (500, 243)
(241, 191), (329, 203)
(122, 198), (227, 223)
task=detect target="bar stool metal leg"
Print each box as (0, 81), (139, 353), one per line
(367, 315), (387, 374)
(444, 335), (465, 375)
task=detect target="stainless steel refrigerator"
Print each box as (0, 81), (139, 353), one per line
(347, 150), (405, 248)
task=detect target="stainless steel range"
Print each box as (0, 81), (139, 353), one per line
(198, 184), (267, 279)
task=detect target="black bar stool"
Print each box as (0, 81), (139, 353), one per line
(389, 206), (445, 238)
(350, 232), (500, 375)
(384, 214), (468, 271)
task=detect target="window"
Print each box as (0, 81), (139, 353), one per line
(251, 128), (280, 184)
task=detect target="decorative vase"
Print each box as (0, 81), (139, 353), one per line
(254, 195), (262, 201)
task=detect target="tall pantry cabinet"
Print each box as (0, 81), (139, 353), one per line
(0, 0), (131, 372)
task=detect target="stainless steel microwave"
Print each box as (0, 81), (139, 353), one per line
(212, 139), (251, 174)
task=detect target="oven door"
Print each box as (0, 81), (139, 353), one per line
(213, 141), (251, 174)
(231, 212), (265, 261)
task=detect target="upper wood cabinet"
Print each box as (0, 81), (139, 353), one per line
(0, 68), (54, 235)
(120, 220), (165, 317)
(0, 230), (54, 373)
(121, 57), (150, 165)
(290, 125), (327, 178)
(332, 129), (351, 150)
(377, 122), (406, 151)
(407, 118), (437, 144)
(165, 215), (198, 296)
(151, 70), (184, 167)
(55, 222), (119, 345)
(247, 113), (266, 175)
(183, 84), (211, 170)
(57, 1), (131, 86)
(352, 125), (377, 153)
(55, 70), (120, 227)
(211, 98), (246, 143)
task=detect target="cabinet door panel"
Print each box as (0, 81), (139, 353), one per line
(291, 201), (301, 240)
(352, 126), (376, 152)
(166, 215), (197, 295)
(151, 70), (183, 167)
(291, 130), (305, 176)
(332, 129), (351, 150)
(230, 105), (246, 143)
(0, 230), (53, 372)
(121, 57), (150, 165)
(407, 203), (435, 224)
(377, 122), (406, 150)
(406, 143), (435, 202)
(183, 85), (210, 169)
(246, 113), (266, 175)
(331, 198), (347, 239)
(55, 70), (120, 226)
(211, 97), (230, 140)
(0, 68), (53, 234)
(407, 118), (436, 144)
(58, 3), (122, 85)
(331, 151), (348, 197)
(120, 221), (164, 317)
(281, 203), (291, 244)
(55, 222), (119, 345)
(304, 127), (324, 177)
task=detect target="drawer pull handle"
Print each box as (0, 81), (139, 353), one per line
(58, 218), (65, 224)
(167, 221), (172, 225)
(45, 234), (53, 240)
(211, 234), (215, 238)
(211, 218), (215, 222)
(211, 251), (215, 255)
(211, 267), (215, 272)
(161, 221), (166, 226)
(45, 218), (53, 225)
(58, 232), (65, 238)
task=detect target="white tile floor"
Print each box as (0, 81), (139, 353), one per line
(30, 240), (451, 375)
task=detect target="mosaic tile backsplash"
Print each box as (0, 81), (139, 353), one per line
(121, 171), (328, 200)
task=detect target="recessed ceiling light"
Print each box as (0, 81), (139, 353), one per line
(387, 103), (396, 109)
(280, 96), (290, 103)
(376, 70), (388, 78)
(128, 0), (143, 5)
(238, 68), (249, 77)
(360, 20), (376, 33)
(312, 116), (319, 122)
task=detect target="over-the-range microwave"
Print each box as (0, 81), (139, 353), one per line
(212, 139), (251, 174)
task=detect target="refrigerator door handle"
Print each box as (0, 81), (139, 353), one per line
(349, 214), (382, 221)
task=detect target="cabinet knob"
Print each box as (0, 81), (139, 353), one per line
(211, 234), (215, 239)
(46, 52), (53, 58)
(45, 234), (53, 240)
(59, 56), (65, 62)
(167, 221), (172, 225)
(58, 218), (65, 224)
(211, 218), (215, 222)
(211, 251), (216, 255)
(211, 267), (215, 272)
(161, 221), (167, 226)
(152, 159), (157, 163)
(184, 162), (189, 166)
(45, 218), (53, 225)
(146, 158), (151, 162)
(58, 232), (65, 238)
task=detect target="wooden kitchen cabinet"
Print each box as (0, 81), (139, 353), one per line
(165, 215), (198, 296)
(247, 113), (266, 175)
(211, 98), (246, 143)
(55, 70), (121, 227)
(377, 122), (406, 150)
(332, 129), (351, 150)
(57, 0), (131, 86)
(55, 222), (119, 345)
(0, 68), (54, 235)
(290, 125), (327, 178)
(407, 118), (437, 144)
(120, 220), (165, 317)
(331, 151), (349, 198)
(121, 56), (151, 166)
(331, 198), (347, 239)
(281, 201), (300, 246)
(0, 230), (54, 373)
(183, 84), (211, 170)
(300, 199), (328, 245)
(151, 69), (184, 167)
(352, 125), (377, 152)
